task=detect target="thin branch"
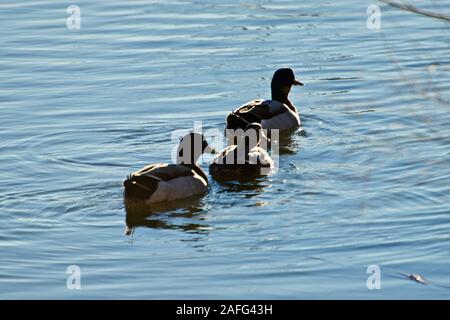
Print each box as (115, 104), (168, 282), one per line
(379, 0), (450, 22)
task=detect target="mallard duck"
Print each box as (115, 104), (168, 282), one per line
(123, 133), (214, 203)
(210, 123), (274, 180)
(226, 68), (303, 130)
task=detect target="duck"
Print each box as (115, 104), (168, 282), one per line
(226, 68), (304, 130)
(210, 123), (274, 181)
(123, 133), (215, 203)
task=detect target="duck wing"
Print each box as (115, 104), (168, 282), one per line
(248, 147), (274, 167)
(211, 145), (272, 167)
(124, 164), (198, 200)
(226, 100), (288, 129)
(134, 163), (194, 181)
(242, 100), (287, 118)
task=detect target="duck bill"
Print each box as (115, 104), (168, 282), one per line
(293, 79), (304, 86)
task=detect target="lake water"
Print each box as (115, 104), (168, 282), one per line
(1, 0), (449, 299)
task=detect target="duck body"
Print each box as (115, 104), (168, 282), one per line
(226, 68), (303, 131)
(124, 163), (208, 204)
(123, 133), (214, 203)
(226, 99), (300, 131)
(210, 123), (274, 181)
(209, 145), (273, 181)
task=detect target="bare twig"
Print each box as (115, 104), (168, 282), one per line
(379, 0), (450, 22)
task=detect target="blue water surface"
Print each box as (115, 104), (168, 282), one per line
(0, 0), (449, 299)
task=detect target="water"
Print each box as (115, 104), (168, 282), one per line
(0, 0), (449, 299)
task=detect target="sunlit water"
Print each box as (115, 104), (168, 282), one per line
(0, 0), (449, 299)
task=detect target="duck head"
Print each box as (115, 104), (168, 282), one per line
(241, 122), (269, 150)
(177, 132), (215, 165)
(271, 68), (303, 104)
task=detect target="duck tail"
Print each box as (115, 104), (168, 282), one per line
(123, 174), (156, 201)
(226, 111), (251, 130)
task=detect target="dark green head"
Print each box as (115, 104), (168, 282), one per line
(271, 68), (303, 103)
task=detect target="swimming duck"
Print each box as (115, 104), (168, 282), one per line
(226, 68), (303, 130)
(123, 133), (215, 203)
(210, 123), (274, 181)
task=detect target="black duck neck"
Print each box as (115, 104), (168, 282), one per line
(271, 85), (287, 104)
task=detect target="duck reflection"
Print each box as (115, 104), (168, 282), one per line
(213, 176), (269, 199)
(124, 196), (210, 235)
(278, 127), (305, 155)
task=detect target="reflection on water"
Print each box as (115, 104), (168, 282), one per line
(124, 196), (210, 235)
(125, 174), (270, 234)
(278, 128), (305, 155)
(1, 0), (450, 299)
(213, 176), (269, 199)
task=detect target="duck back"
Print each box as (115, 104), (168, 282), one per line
(226, 99), (300, 130)
(123, 163), (208, 203)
